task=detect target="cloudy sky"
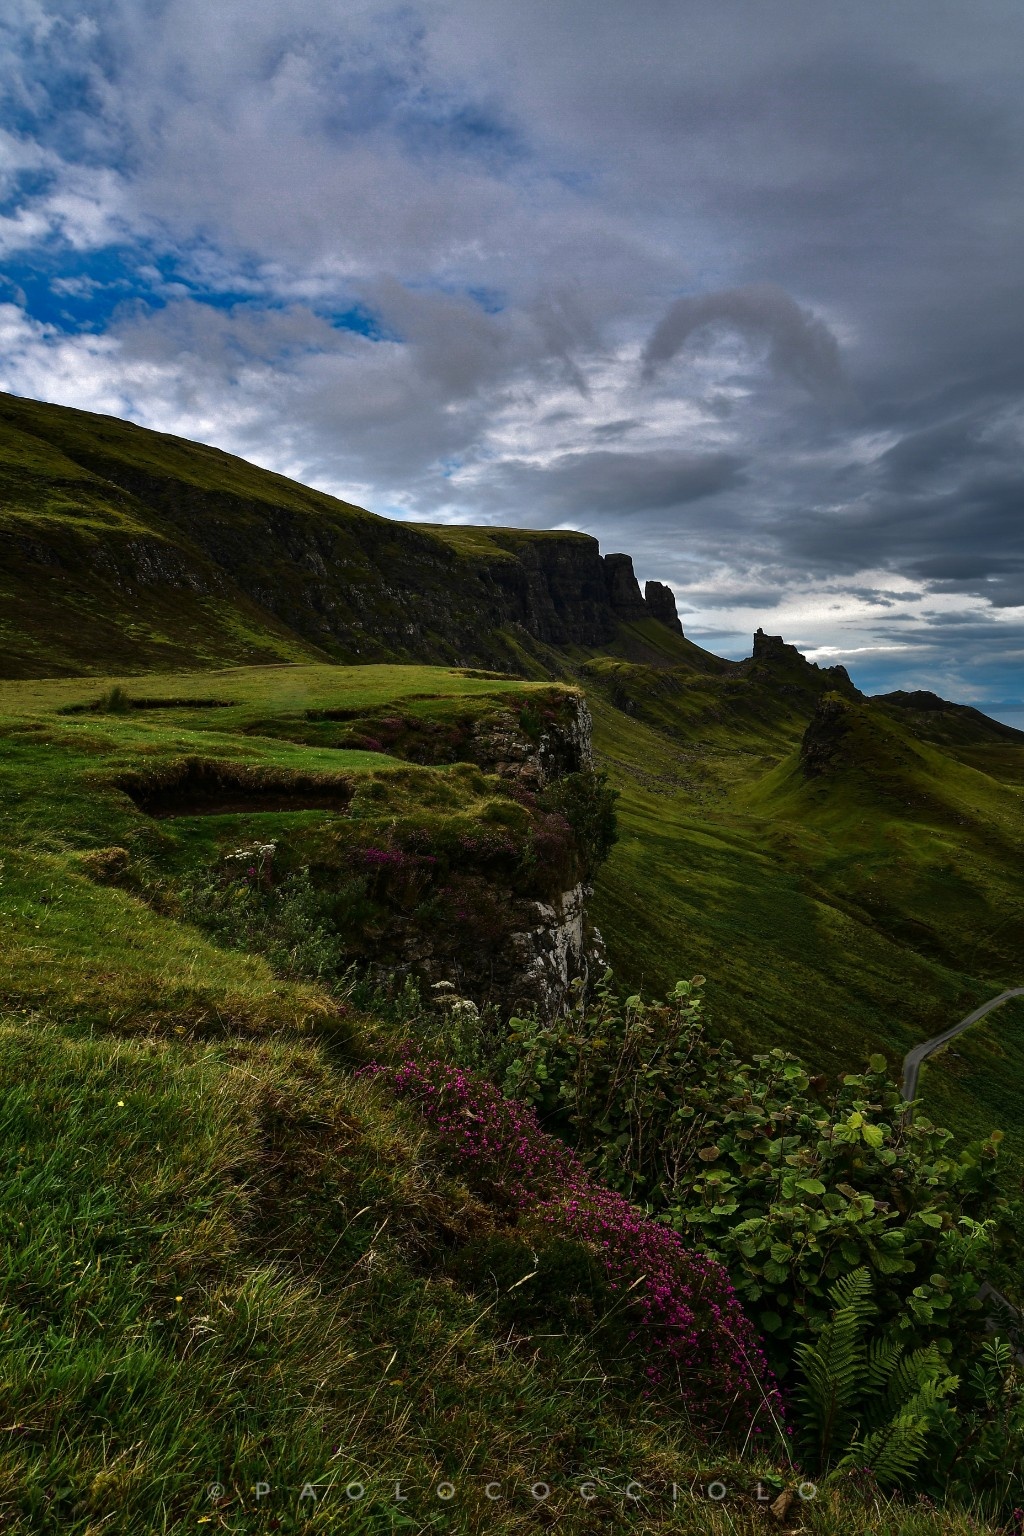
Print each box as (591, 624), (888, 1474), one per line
(1, 1), (1022, 713)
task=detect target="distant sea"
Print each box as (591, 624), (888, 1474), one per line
(987, 707), (1024, 731)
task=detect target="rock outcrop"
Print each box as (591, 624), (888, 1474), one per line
(471, 690), (593, 790)
(353, 690), (606, 1021)
(800, 693), (854, 776)
(752, 628), (856, 692)
(644, 580), (684, 634)
(602, 553), (648, 622)
(506, 880), (607, 1018)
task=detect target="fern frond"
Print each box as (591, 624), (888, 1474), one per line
(850, 1373), (958, 1487)
(827, 1266), (875, 1321)
(880, 1342), (948, 1419)
(864, 1335), (903, 1394)
(796, 1275), (873, 1467)
(848, 1416), (931, 1487)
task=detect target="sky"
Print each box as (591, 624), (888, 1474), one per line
(1, 1), (1022, 714)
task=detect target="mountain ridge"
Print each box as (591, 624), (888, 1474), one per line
(0, 389), (688, 678)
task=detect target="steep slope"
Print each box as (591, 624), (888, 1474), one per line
(0, 390), (686, 677)
(588, 665), (1024, 1089)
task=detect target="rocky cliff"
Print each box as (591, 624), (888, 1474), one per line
(341, 689), (608, 1019)
(644, 579), (684, 634)
(0, 390), (688, 677)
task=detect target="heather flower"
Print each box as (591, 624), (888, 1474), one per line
(360, 1055), (783, 1435)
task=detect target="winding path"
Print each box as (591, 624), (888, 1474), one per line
(901, 987), (1024, 1103)
(901, 985), (1024, 1358)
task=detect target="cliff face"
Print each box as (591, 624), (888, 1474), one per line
(345, 690), (607, 1020)
(751, 627), (857, 693)
(644, 580), (684, 634)
(603, 552), (648, 621)
(0, 390), (689, 676)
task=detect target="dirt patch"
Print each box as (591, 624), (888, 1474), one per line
(115, 756), (355, 818)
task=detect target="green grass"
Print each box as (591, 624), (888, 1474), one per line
(0, 659), (543, 723)
(0, 664), (572, 1033)
(0, 661), (967, 1531)
(1, 1016), (996, 1534)
(1, 389), (1022, 1528)
(587, 671), (1024, 1120)
(0, 390), (626, 679)
(917, 995), (1024, 1169)
(0, 659), (1013, 1531)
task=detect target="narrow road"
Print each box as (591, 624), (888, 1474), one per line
(901, 987), (1024, 1103)
(901, 985), (1024, 1359)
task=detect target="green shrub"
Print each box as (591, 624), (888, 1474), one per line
(503, 976), (1009, 1364)
(503, 974), (1024, 1511)
(177, 863), (371, 984)
(537, 768), (618, 882)
(930, 1335), (1024, 1515)
(98, 684), (133, 713)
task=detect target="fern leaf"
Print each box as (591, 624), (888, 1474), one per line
(864, 1335), (903, 1394)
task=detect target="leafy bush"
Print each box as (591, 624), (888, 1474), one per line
(503, 975), (1008, 1366)
(178, 861), (371, 984)
(99, 684), (133, 713)
(502, 973), (1024, 1513)
(791, 1270), (1024, 1516)
(930, 1335), (1024, 1515)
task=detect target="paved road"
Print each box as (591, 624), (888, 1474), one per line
(901, 986), (1024, 1103)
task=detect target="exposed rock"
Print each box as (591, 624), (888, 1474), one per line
(800, 692), (853, 777)
(506, 881), (607, 1017)
(343, 692), (605, 1021)
(752, 628), (856, 692)
(602, 553), (648, 622)
(752, 627), (806, 665)
(644, 580), (684, 634)
(470, 690), (593, 790)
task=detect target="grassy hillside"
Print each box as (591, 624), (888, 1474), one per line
(2, 398), (1023, 1529)
(0, 661), (1011, 1533)
(0, 391), (622, 678)
(3, 387), (1020, 1116)
(917, 994), (1024, 1169)
(587, 648), (1024, 1096)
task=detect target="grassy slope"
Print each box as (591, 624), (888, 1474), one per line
(0, 664), (551, 1027)
(0, 391), (609, 680)
(588, 654), (1024, 1104)
(0, 402), (332, 676)
(1, 397), (1020, 1527)
(2, 663), (993, 1533)
(917, 995), (1024, 1168)
(3, 385), (1021, 1111)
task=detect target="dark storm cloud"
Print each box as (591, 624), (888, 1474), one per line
(641, 285), (843, 395)
(489, 448), (745, 519)
(877, 419), (994, 486)
(775, 464), (1024, 609)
